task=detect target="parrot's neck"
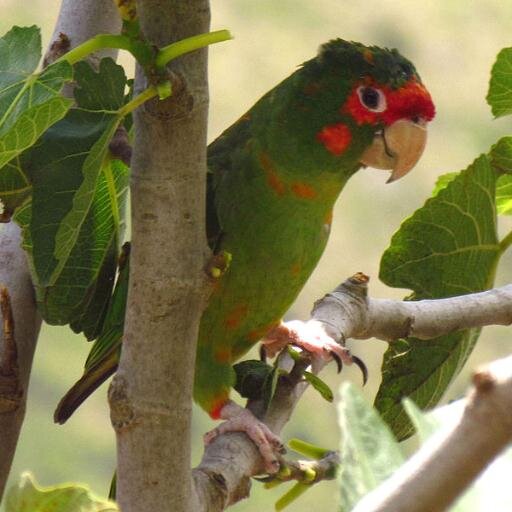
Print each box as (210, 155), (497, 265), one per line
(249, 68), (369, 190)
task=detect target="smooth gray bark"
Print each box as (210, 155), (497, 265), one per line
(0, 0), (121, 500)
(0, 224), (41, 500)
(109, 2), (211, 511)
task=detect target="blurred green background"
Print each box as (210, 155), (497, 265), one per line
(2, 1), (512, 510)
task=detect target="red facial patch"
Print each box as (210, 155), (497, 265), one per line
(382, 79), (436, 125)
(343, 78), (435, 126)
(316, 122), (352, 155)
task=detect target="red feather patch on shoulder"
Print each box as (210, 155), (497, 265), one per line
(316, 122), (352, 155)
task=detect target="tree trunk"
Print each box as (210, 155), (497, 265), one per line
(110, 2), (211, 511)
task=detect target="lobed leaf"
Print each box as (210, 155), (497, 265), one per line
(28, 59), (127, 287)
(490, 136), (512, 215)
(31, 155), (128, 329)
(487, 48), (512, 118)
(375, 155), (501, 439)
(15, 58), (130, 331)
(5, 473), (117, 512)
(338, 382), (404, 512)
(0, 26), (73, 209)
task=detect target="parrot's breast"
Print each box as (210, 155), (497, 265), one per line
(200, 149), (345, 364)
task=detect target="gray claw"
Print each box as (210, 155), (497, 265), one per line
(329, 351), (343, 374)
(352, 355), (368, 385)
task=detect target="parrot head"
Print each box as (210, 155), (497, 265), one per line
(270, 39), (436, 183)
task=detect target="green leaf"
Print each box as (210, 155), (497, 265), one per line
(17, 58), (129, 330)
(233, 359), (274, 401)
(34, 158), (128, 328)
(0, 158), (31, 211)
(338, 382), (404, 512)
(5, 472), (117, 512)
(402, 398), (443, 441)
(487, 48), (512, 118)
(0, 26), (73, 208)
(33, 58), (127, 286)
(376, 155), (501, 439)
(490, 137), (512, 215)
(489, 136), (512, 174)
(52, 116), (121, 283)
(84, 245), (129, 370)
(495, 175), (512, 215)
(432, 171), (458, 196)
(303, 371), (333, 402)
(262, 366), (281, 410)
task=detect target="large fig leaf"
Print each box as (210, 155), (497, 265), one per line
(0, 26), (72, 210)
(338, 382), (404, 512)
(29, 58), (127, 287)
(5, 473), (117, 512)
(375, 155), (501, 439)
(22, 155), (129, 333)
(15, 58), (129, 333)
(487, 47), (512, 118)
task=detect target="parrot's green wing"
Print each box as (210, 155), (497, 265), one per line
(206, 114), (252, 250)
(54, 244), (130, 423)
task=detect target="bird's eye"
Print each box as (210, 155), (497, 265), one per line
(357, 86), (387, 112)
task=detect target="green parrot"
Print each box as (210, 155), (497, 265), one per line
(55, 39), (435, 471)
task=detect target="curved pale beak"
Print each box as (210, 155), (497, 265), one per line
(359, 118), (428, 183)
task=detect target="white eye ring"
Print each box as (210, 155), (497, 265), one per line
(357, 86), (387, 113)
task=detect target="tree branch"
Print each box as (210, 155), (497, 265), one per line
(311, 273), (512, 343)
(109, 2), (211, 512)
(353, 355), (512, 512)
(0, 223), (41, 499)
(0, 0), (121, 501)
(192, 273), (512, 510)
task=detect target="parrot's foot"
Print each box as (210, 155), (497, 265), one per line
(261, 320), (368, 384)
(204, 400), (284, 473)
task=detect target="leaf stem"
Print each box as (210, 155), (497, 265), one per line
(155, 29), (232, 68)
(56, 34), (135, 65)
(288, 438), (330, 459)
(117, 86), (159, 118)
(499, 228), (512, 253)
